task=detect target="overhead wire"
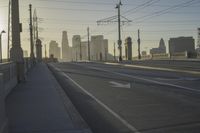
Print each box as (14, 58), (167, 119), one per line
(131, 0), (200, 23)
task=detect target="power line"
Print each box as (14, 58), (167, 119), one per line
(123, 0), (161, 15)
(35, 6), (114, 12)
(25, 0), (115, 5)
(131, 0), (199, 23)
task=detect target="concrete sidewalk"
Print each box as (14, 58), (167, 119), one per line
(5, 63), (91, 133)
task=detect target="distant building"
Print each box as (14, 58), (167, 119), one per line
(90, 35), (108, 61)
(36, 39), (42, 61)
(49, 40), (60, 59)
(197, 28), (200, 48)
(142, 51), (147, 56)
(106, 53), (114, 61)
(102, 39), (108, 60)
(168, 37), (195, 54)
(124, 37), (132, 60)
(72, 35), (81, 61)
(80, 41), (88, 60)
(196, 48), (200, 53)
(150, 38), (166, 54)
(23, 50), (28, 58)
(61, 31), (71, 61)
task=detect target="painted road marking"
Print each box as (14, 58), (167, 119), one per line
(88, 66), (200, 93)
(109, 81), (131, 89)
(104, 62), (200, 75)
(52, 65), (140, 133)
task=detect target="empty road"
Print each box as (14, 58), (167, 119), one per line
(50, 62), (200, 133)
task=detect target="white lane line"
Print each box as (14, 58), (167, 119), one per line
(89, 66), (200, 93)
(104, 62), (200, 75)
(116, 72), (200, 93)
(52, 66), (140, 133)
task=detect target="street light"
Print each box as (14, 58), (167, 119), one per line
(0, 30), (6, 63)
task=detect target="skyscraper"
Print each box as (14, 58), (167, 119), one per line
(49, 40), (60, 59)
(61, 31), (71, 61)
(125, 37), (132, 61)
(72, 35), (81, 61)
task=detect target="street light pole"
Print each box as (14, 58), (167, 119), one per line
(0, 30), (6, 63)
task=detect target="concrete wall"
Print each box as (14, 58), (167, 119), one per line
(0, 63), (17, 97)
(0, 62), (17, 133)
(0, 74), (8, 133)
(0, 60), (33, 133)
(133, 52), (190, 60)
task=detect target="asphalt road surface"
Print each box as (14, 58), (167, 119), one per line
(50, 62), (200, 133)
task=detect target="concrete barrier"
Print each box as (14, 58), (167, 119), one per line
(151, 53), (169, 60)
(0, 63), (17, 97)
(0, 74), (8, 133)
(0, 59), (34, 133)
(0, 62), (18, 133)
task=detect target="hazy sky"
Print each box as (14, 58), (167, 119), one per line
(0, 0), (200, 58)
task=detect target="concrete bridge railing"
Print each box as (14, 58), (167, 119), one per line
(0, 62), (17, 133)
(0, 59), (34, 133)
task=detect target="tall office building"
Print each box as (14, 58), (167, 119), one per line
(72, 35), (81, 61)
(61, 31), (71, 61)
(125, 37), (132, 60)
(49, 40), (61, 59)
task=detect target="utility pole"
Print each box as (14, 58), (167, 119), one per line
(137, 29), (141, 60)
(116, 0), (123, 61)
(29, 4), (34, 60)
(97, 0), (131, 62)
(7, 0), (11, 61)
(87, 27), (90, 61)
(114, 42), (116, 61)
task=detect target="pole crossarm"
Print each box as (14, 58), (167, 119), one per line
(97, 15), (131, 25)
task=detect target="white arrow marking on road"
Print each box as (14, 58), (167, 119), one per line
(109, 81), (131, 89)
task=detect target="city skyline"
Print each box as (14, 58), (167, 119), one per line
(0, 0), (200, 58)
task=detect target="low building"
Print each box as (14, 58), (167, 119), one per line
(150, 38), (166, 54)
(90, 35), (108, 61)
(142, 51), (147, 56)
(169, 37), (195, 54)
(23, 50), (28, 58)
